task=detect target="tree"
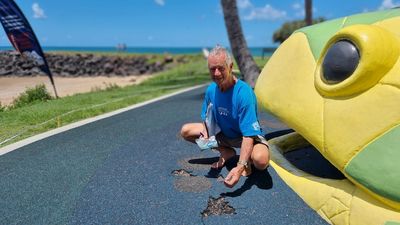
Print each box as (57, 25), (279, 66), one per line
(272, 17), (325, 44)
(221, 0), (260, 88)
(305, 0), (312, 26)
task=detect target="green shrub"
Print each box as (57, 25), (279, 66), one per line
(11, 84), (53, 108)
(0, 101), (5, 112)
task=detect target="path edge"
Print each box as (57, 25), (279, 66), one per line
(0, 84), (207, 156)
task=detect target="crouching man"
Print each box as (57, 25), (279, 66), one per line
(181, 45), (269, 188)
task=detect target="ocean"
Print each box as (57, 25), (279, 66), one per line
(0, 46), (276, 57)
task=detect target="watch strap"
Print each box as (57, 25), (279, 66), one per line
(237, 160), (249, 168)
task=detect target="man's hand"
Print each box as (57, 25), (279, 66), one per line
(224, 165), (244, 188)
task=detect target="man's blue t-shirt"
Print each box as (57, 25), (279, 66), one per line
(201, 80), (262, 138)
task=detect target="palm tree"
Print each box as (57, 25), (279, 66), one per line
(221, 0), (260, 88)
(305, 0), (312, 26)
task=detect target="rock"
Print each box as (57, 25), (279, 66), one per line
(104, 62), (114, 74)
(164, 55), (174, 63)
(0, 51), (186, 77)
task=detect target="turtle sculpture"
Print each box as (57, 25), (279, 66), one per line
(255, 8), (400, 225)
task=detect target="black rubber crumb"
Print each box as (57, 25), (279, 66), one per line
(171, 169), (194, 177)
(201, 196), (236, 217)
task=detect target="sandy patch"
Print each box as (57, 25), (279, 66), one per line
(0, 75), (152, 106)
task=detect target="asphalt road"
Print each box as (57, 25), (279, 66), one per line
(0, 86), (327, 225)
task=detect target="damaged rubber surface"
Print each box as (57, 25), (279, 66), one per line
(174, 176), (212, 193)
(172, 168), (212, 193)
(201, 196), (236, 217)
(171, 169), (194, 177)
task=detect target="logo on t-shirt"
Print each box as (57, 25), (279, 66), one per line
(252, 121), (260, 131)
(218, 107), (229, 116)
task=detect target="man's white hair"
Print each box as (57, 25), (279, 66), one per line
(208, 45), (233, 65)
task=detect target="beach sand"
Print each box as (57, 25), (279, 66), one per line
(0, 75), (152, 106)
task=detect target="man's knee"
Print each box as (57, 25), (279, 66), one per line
(180, 124), (191, 139)
(251, 144), (270, 170)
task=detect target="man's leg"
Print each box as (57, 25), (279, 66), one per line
(211, 146), (236, 169)
(251, 143), (270, 170)
(180, 123), (203, 143)
(181, 124), (236, 169)
(213, 132), (240, 169)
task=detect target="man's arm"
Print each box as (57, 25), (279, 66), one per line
(238, 136), (253, 168)
(224, 136), (254, 188)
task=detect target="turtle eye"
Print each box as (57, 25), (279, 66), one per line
(315, 24), (399, 97)
(322, 40), (360, 84)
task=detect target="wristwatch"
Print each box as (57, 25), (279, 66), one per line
(237, 160), (249, 168)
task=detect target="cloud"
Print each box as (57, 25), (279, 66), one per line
(291, 2), (318, 19)
(292, 2), (302, 10)
(293, 2), (305, 18)
(32, 3), (46, 19)
(154, 0), (165, 6)
(379, 0), (400, 9)
(244, 4), (287, 21)
(237, 0), (252, 9)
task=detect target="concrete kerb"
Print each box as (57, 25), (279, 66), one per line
(0, 84), (208, 156)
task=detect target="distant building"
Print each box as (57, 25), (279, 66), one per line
(116, 43), (127, 52)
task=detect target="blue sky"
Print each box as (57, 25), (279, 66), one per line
(0, 0), (399, 47)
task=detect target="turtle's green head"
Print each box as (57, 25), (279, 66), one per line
(255, 8), (400, 209)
